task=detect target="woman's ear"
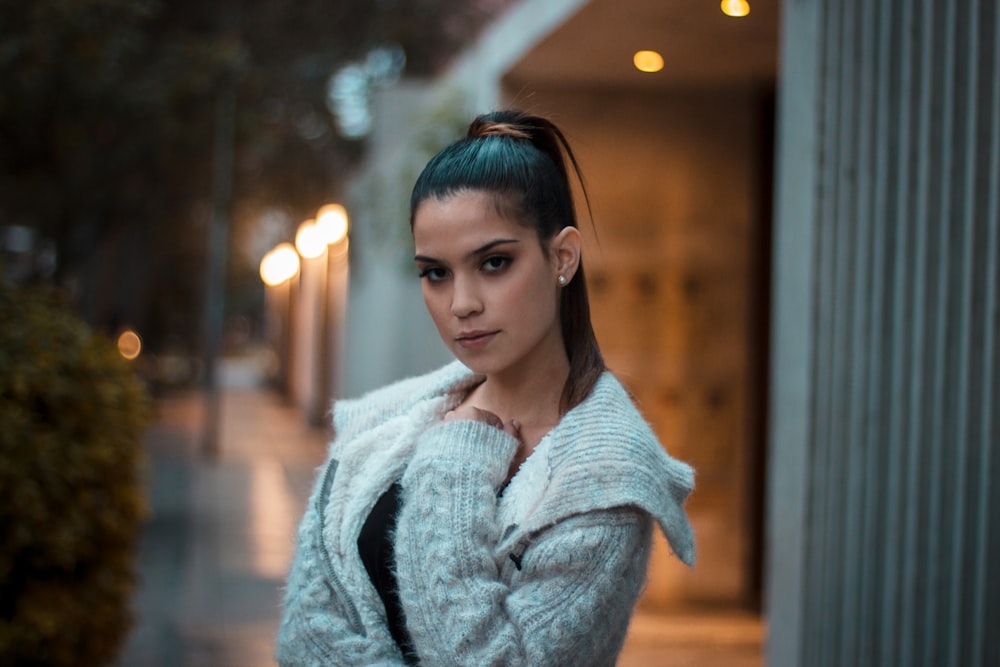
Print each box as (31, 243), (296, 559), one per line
(551, 226), (582, 284)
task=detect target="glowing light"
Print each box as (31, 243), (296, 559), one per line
(260, 243), (300, 286)
(633, 50), (664, 73)
(117, 329), (142, 360)
(315, 204), (349, 245)
(721, 0), (751, 18)
(295, 219), (326, 259)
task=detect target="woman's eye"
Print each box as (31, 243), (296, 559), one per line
(418, 266), (448, 282)
(482, 255), (510, 273)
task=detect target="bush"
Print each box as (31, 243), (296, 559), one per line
(0, 286), (149, 666)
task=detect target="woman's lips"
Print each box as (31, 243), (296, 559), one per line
(455, 330), (498, 349)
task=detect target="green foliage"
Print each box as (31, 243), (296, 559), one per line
(0, 285), (149, 666)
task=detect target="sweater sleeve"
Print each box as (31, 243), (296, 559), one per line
(276, 461), (410, 667)
(394, 419), (654, 666)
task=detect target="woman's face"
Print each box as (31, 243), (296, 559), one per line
(412, 190), (568, 380)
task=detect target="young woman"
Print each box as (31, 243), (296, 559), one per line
(276, 110), (695, 666)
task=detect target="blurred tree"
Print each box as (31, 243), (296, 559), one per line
(0, 0), (246, 348)
(0, 0), (512, 355)
(0, 283), (149, 666)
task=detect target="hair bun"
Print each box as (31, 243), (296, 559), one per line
(467, 118), (532, 141)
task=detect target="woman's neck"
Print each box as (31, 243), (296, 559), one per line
(468, 357), (569, 434)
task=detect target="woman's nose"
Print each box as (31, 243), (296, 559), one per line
(451, 277), (483, 318)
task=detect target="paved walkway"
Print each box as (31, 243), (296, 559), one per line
(117, 360), (763, 666)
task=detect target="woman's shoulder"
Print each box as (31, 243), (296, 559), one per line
(331, 361), (476, 439)
(541, 370), (696, 565)
(565, 370), (652, 436)
(562, 370), (691, 485)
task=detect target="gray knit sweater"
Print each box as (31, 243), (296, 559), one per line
(276, 361), (695, 666)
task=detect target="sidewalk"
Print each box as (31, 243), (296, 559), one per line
(117, 362), (330, 667)
(117, 359), (762, 666)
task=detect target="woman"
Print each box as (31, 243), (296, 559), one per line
(276, 110), (695, 666)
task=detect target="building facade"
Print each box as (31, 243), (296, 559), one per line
(340, 0), (999, 664)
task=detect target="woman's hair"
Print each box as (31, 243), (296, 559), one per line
(410, 109), (605, 413)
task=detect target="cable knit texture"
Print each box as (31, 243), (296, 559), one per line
(276, 361), (695, 666)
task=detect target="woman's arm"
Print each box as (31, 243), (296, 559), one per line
(276, 465), (409, 666)
(395, 419), (653, 667)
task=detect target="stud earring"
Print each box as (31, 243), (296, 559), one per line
(558, 275), (567, 285)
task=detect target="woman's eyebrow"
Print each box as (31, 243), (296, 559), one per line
(468, 239), (519, 258)
(414, 238), (519, 264)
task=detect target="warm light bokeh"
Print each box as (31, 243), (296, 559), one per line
(295, 219), (326, 259)
(260, 243), (300, 286)
(316, 204), (349, 245)
(633, 50), (664, 73)
(117, 329), (142, 360)
(721, 0), (751, 18)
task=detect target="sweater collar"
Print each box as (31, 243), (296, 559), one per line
(533, 372), (696, 565)
(335, 362), (695, 565)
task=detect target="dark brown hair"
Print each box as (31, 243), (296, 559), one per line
(410, 109), (605, 413)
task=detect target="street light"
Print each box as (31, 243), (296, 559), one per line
(259, 204), (349, 419)
(295, 204), (349, 262)
(260, 242), (300, 286)
(295, 219), (327, 259)
(315, 204), (349, 246)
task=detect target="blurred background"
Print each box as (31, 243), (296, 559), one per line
(2, 0), (997, 665)
(0, 0), (515, 391)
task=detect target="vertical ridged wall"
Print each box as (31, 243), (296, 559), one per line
(800, 0), (999, 665)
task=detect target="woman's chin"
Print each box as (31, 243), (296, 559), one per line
(450, 351), (501, 377)
(454, 358), (492, 375)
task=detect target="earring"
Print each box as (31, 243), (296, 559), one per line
(558, 275), (567, 285)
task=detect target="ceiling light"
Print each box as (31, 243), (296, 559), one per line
(633, 50), (664, 73)
(721, 0), (751, 17)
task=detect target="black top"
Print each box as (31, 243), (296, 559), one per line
(357, 481), (419, 664)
